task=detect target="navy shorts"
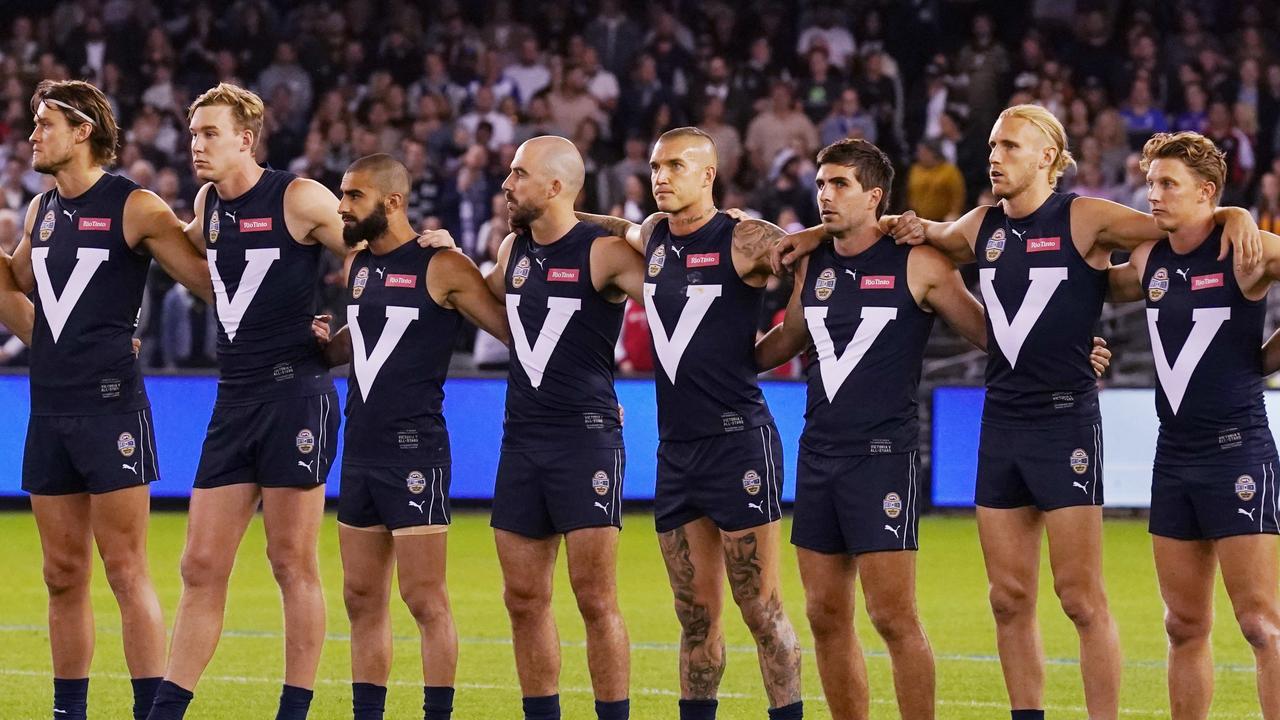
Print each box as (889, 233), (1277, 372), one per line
(654, 423), (784, 534)
(976, 422), (1103, 511)
(491, 445), (625, 539)
(1150, 458), (1280, 540)
(792, 450), (920, 554)
(339, 462), (451, 532)
(23, 408), (159, 495)
(194, 391), (339, 489)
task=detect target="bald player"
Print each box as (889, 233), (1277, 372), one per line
(579, 127), (804, 720)
(483, 136), (645, 720)
(320, 154), (509, 720)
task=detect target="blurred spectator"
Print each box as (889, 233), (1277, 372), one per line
(906, 139), (965, 221)
(1255, 172), (1280, 234)
(820, 88), (877, 148)
(503, 38), (551, 107)
(796, 5), (856, 69)
(257, 42), (313, 118)
(745, 82), (819, 176)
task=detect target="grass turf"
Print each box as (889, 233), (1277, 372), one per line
(0, 511), (1268, 719)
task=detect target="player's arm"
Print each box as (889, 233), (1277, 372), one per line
(484, 232), (516, 301)
(322, 252), (358, 367)
(591, 235), (646, 304)
(127, 189), (214, 304)
(0, 251), (33, 345)
(911, 244), (986, 350)
(733, 217), (793, 283)
(895, 206), (985, 265)
(755, 256), (809, 370)
(430, 248), (510, 344)
(285, 176), (349, 259)
(1087, 196), (1260, 269)
(9, 195), (40, 293)
(575, 211), (664, 255)
(182, 183), (211, 251)
(1104, 241), (1154, 303)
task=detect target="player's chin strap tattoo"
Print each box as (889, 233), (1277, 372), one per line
(723, 531), (804, 706)
(659, 526), (726, 700)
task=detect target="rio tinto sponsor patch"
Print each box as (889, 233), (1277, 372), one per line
(547, 268), (580, 282)
(239, 217), (272, 232)
(1191, 273), (1224, 291)
(78, 217), (111, 231)
(859, 275), (895, 290)
(1026, 236), (1061, 253)
(686, 252), (720, 268)
(386, 273), (416, 288)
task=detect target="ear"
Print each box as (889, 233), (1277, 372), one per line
(241, 129), (255, 153)
(547, 177), (562, 199)
(867, 186), (883, 212)
(384, 191), (405, 213)
(704, 164), (717, 188)
(1200, 180), (1217, 204)
(74, 123), (93, 145)
(1041, 146), (1056, 170)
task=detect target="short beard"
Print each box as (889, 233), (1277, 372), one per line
(342, 204), (389, 247)
(508, 200), (543, 231)
(32, 154), (67, 175)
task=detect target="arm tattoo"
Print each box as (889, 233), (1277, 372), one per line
(639, 213), (664, 245)
(734, 219), (786, 263)
(659, 526), (726, 699)
(578, 211), (634, 239)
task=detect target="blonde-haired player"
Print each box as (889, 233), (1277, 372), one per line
(778, 104), (1261, 720)
(148, 83), (348, 720)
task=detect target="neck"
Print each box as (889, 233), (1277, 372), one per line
(1167, 212), (1217, 253)
(1000, 181), (1054, 219)
(368, 217), (420, 255)
(667, 197), (717, 235)
(832, 219), (882, 255)
(213, 158), (265, 200)
(528, 203), (580, 244)
(52, 161), (105, 199)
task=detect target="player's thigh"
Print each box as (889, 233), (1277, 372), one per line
(1153, 535), (1216, 634)
(89, 484), (153, 571)
(1216, 534), (1280, 628)
(795, 547), (856, 624)
(659, 516), (726, 614)
(976, 506), (1044, 598)
(181, 484), (261, 579)
(1044, 504), (1106, 591)
(858, 550), (920, 620)
(393, 531), (450, 601)
(261, 485), (326, 568)
(721, 519), (786, 605)
(31, 493), (94, 585)
(565, 526), (620, 596)
(494, 528), (560, 601)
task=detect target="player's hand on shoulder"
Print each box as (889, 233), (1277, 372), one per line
(1090, 336), (1111, 377)
(312, 314), (332, 347)
(724, 207), (753, 222)
(1220, 206), (1261, 272)
(883, 210), (925, 245)
(419, 229), (457, 249)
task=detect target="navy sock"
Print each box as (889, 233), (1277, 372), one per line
(145, 680), (193, 720)
(353, 682), (386, 720)
(679, 698), (718, 720)
(1011, 711), (1045, 720)
(52, 677), (88, 720)
(768, 701), (803, 719)
(522, 694), (560, 720)
(275, 684), (314, 720)
(596, 698), (630, 719)
(424, 686), (454, 720)
(131, 677), (162, 720)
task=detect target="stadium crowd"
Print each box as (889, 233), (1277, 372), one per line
(0, 0), (1279, 371)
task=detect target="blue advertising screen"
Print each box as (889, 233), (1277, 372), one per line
(0, 374), (809, 500)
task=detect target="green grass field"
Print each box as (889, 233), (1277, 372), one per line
(0, 511), (1269, 719)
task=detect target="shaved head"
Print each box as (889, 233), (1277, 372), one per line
(657, 126), (718, 168)
(347, 152), (411, 196)
(519, 135), (585, 197)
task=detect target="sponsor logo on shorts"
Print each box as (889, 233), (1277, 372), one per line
(386, 273), (416, 288)
(860, 275), (895, 290)
(883, 492), (902, 518)
(512, 256), (531, 288)
(814, 267), (836, 301)
(592, 470), (610, 496)
(295, 428), (315, 454)
(548, 268), (580, 282)
(648, 245), (667, 277)
(208, 210), (220, 243)
(78, 217), (110, 231)
(1026, 236), (1061, 253)
(117, 432), (135, 458)
(406, 470), (427, 495)
(686, 252), (719, 268)
(742, 469), (761, 496)
(1192, 273), (1224, 291)
(1148, 267), (1169, 302)
(1069, 448), (1089, 475)
(985, 228), (1005, 261)
(1236, 474), (1256, 501)
(352, 266), (369, 299)
(239, 217), (272, 232)
(39, 210), (56, 241)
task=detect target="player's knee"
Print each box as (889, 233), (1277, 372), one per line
(267, 547), (319, 589)
(400, 583), (450, 628)
(867, 604), (919, 644)
(1055, 585), (1105, 629)
(573, 587), (618, 625)
(738, 596), (788, 638)
(988, 583), (1034, 625)
(1164, 608), (1212, 647)
(343, 580), (387, 619)
(179, 548), (232, 590)
(502, 583), (551, 623)
(673, 600), (717, 644)
(803, 595), (849, 639)
(1235, 610), (1280, 651)
(101, 553), (149, 598)
(43, 555), (90, 597)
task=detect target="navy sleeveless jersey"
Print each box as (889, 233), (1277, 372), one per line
(343, 242), (460, 466)
(1142, 228), (1272, 464)
(29, 173), (149, 415)
(503, 221), (624, 450)
(644, 212), (774, 440)
(204, 169), (333, 405)
(975, 192), (1106, 427)
(799, 237), (935, 455)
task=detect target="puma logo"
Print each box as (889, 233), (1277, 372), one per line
(1239, 507), (1257, 521)
(884, 524), (901, 538)
(409, 500), (426, 514)
(844, 268), (857, 279)
(297, 460), (314, 472)
(1073, 480), (1089, 494)
(62, 209), (76, 221)
(535, 257), (546, 269)
(122, 462), (138, 475)
(670, 245), (684, 258)
(748, 501), (764, 514)
(594, 501), (610, 515)
(1010, 227), (1026, 240)
(1175, 268), (1190, 281)
(374, 267), (385, 279)
(223, 210), (236, 221)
